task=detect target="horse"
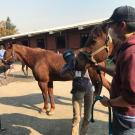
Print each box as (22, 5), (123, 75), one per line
(81, 23), (122, 95)
(82, 23), (114, 95)
(3, 24), (114, 115)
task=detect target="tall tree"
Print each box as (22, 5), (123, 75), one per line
(0, 17), (18, 37)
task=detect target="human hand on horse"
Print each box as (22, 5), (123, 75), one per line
(100, 95), (112, 107)
(89, 62), (102, 74)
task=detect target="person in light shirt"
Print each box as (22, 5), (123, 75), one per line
(61, 50), (95, 135)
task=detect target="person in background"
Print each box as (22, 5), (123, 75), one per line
(0, 45), (10, 78)
(0, 44), (14, 78)
(61, 50), (95, 135)
(0, 45), (6, 60)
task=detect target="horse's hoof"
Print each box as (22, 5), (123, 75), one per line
(47, 109), (55, 116)
(39, 108), (49, 114)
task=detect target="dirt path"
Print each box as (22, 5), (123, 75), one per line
(0, 64), (112, 135)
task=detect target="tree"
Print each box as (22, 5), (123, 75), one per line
(0, 17), (18, 37)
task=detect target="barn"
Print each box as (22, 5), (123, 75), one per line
(0, 19), (105, 52)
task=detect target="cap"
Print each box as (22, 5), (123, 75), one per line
(105, 6), (135, 24)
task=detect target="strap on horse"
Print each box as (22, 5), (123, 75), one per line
(84, 51), (112, 134)
(80, 51), (103, 96)
(90, 96), (112, 135)
(84, 52), (103, 94)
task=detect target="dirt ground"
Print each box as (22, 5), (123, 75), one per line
(0, 63), (112, 135)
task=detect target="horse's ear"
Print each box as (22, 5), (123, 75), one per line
(101, 23), (108, 34)
(6, 42), (13, 49)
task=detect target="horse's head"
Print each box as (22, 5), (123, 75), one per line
(3, 43), (16, 63)
(82, 24), (114, 63)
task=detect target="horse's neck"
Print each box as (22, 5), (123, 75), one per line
(14, 45), (36, 68)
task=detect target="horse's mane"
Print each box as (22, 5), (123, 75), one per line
(91, 24), (107, 37)
(14, 44), (57, 54)
(84, 24), (108, 47)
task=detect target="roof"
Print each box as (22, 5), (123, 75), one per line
(0, 18), (106, 41)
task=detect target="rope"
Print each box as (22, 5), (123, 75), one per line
(90, 66), (112, 135)
(90, 95), (112, 135)
(96, 67), (103, 96)
(0, 117), (6, 133)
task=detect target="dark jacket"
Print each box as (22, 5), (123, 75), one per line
(111, 34), (135, 116)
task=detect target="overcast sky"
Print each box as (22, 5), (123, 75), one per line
(0, 0), (135, 33)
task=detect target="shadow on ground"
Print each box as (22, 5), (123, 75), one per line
(0, 94), (72, 112)
(0, 93), (109, 116)
(0, 73), (34, 87)
(0, 113), (108, 135)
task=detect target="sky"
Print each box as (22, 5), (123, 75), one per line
(0, 0), (135, 33)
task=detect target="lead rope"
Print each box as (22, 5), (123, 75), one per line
(95, 66), (103, 96)
(91, 95), (112, 135)
(0, 117), (6, 133)
(90, 64), (112, 135)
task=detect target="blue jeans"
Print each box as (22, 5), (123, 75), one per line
(113, 113), (135, 135)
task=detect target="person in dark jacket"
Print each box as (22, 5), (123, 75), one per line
(61, 50), (95, 135)
(96, 6), (135, 135)
(0, 45), (10, 77)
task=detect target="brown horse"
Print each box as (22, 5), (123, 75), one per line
(3, 45), (73, 114)
(83, 24), (114, 94)
(83, 23), (121, 95)
(3, 24), (114, 114)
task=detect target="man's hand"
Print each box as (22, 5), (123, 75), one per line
(100, 96), (111, 107)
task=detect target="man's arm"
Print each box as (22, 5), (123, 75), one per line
(100, 96), (132, 108)
(110, 96), (133, 107)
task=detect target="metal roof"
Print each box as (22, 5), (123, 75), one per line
(0, 18), (106, 41)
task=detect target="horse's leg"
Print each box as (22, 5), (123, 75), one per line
(26, 65), (28, 77)
(4, 71), (8, 79)
(47, 81), (55, 115)
(4, 64), (12, 78)
(22, 62), (26, 76)
(21, 62), (28, 77)
(38, 81), (49, 113)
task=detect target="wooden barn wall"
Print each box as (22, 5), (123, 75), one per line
(0, 25), (94, 51)
(46, 34), (56, 50)
(67, 29), (80, 49)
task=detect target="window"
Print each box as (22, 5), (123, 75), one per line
(21, 40), (29, 46)
(80, 33), (89, 48)
(56, 36), (66, 49)
(37, 38), (45, 49)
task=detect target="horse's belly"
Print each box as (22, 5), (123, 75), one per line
(50, 74), (73, 81)
(32, 70), (49, 82)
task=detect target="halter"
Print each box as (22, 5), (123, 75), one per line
(80, 34), (112, 64)
(4, 49), (16, 63)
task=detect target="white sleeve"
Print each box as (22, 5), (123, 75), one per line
(84, 69), (95, 92)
